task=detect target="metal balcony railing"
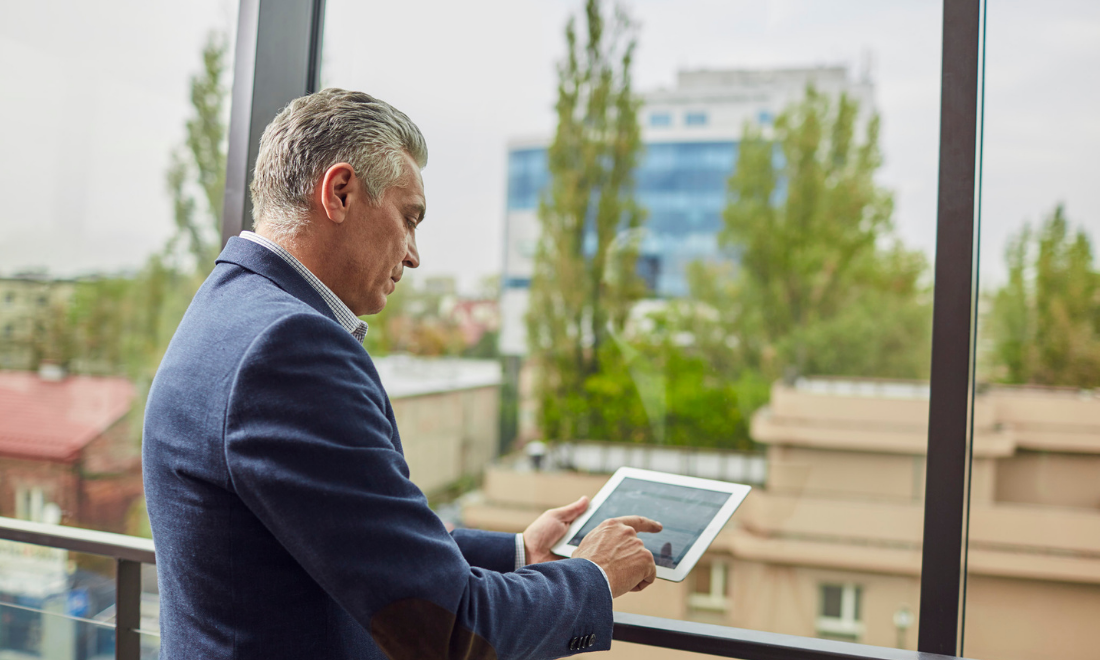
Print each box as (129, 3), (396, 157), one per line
(0, 517), (967, 660)
(0, 516), (153, 660)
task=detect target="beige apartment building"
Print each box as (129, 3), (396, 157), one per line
(0, 276), (77, 371)
(463, 378), (1100, 660)
(375, 356), (502, 497)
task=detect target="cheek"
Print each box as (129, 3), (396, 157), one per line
(390, 228), (410, 261)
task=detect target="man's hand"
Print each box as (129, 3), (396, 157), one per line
(523, 496), (590, 565)
(573, 516), (662, 598)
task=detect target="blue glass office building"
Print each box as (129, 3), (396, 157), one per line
(498, 68), (871, 356)
(505, 140), (738, 298)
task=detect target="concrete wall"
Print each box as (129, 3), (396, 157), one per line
(965, 575), (1100, 660)
(392, 385), (499, 496)
(766, 445), (925, 502)
(995, 451), (1100, 508)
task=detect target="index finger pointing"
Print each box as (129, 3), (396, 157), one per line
(613, 516), (663, 534)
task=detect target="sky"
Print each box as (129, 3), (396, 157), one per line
(1, 0), (1097, 294)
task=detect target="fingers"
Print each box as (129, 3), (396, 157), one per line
(612, 515), (663, 534)
(550, 496), (589, 522)
(630, 557), (658, 592)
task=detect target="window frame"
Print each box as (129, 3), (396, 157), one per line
(221, 0), (985, 656)
(687, 559), (729, 612)
(683, 111), (708, 126)
(816, 583), (864, 641)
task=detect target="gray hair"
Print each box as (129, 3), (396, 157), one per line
(250, 88), (428, 238)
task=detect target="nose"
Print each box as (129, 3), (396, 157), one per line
(403, 232), (420, 269)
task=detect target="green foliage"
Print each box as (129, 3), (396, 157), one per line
(623, 301), (766, 450)
(464, 330), (500, 359)
(528, 0), (647, 442)
(986, 205), (1100, 387)
(165, 32), (229, 271)
(66, 260), (201, 380)
(700, 86), (931, 382)
(362, 284), (470, 357)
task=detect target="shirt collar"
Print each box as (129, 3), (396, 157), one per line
(240, 231), (369, 343)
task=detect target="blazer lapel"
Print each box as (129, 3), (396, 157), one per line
(215, 236), (339, 324)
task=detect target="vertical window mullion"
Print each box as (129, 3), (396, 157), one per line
(919, 0), (984, 655)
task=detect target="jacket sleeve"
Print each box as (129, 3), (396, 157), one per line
(224, 313), (612, 660)
(450, 528), (520, 573)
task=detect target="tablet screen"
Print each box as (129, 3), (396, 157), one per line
(567, 477), (732, 568)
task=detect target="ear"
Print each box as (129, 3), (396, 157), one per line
(317, 163), (357, 225)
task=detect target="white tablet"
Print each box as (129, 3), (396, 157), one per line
(551, 467), (751, 582)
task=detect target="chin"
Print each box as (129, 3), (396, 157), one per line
(362, 294), (387, 316)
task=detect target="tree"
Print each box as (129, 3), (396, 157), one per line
(986, 204), (1100, 387)
(698, 86), (931, 382)
(527, 0), (646, 441)
(165, 32), (229, 271)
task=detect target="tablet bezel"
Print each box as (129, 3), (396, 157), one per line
(550, 467), (752, 583)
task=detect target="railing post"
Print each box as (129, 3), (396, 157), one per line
(116, 558), (141, 660)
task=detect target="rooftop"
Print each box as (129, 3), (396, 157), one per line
(0, 371), (134, 461)
(372, 356), (501, 400)
(675, 66), (851, 90)
(755, 377), (1100, 455)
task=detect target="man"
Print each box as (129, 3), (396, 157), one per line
(143, 88), (660, 660)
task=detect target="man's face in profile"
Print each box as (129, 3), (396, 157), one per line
(343, 152), (424, 316)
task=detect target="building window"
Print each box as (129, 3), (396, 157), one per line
(2, 292), (13, 306)
(687, 560), (729, 611)
(758, 110), (775, 125)
(817, 583), (864, 641)
(684, 111), (708, 126)
(649, 112), (672, 127)
(15, 487), (61, 524)
(2, 324), (11, 339)
(16, 487), (45, 522)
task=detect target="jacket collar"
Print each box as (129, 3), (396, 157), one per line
(215, 236), (337, 323)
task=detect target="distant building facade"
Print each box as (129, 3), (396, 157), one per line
(374, 356), (503, 496)
(0, 276), (77, 371)
(499, 67), (874, 356)
(464, 378), (1100, 660)
(0, 369), (141, 533)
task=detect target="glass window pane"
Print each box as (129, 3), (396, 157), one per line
(822, 584), (843, 619)
(0, 0), (235, 511)
(2, 3), (234, 656)
(0, 542), (138, 659)
(967, 2), (1100, 660)
(322, 0), (941, 651)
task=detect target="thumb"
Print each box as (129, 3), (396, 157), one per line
(551, 496), (590, 521)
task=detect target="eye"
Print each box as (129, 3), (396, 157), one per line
(406, 218), (417, 230)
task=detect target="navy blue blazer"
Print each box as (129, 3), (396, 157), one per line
(143, 237), (612, 659)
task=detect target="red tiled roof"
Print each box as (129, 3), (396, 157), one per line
(0, 372), (135, 462)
